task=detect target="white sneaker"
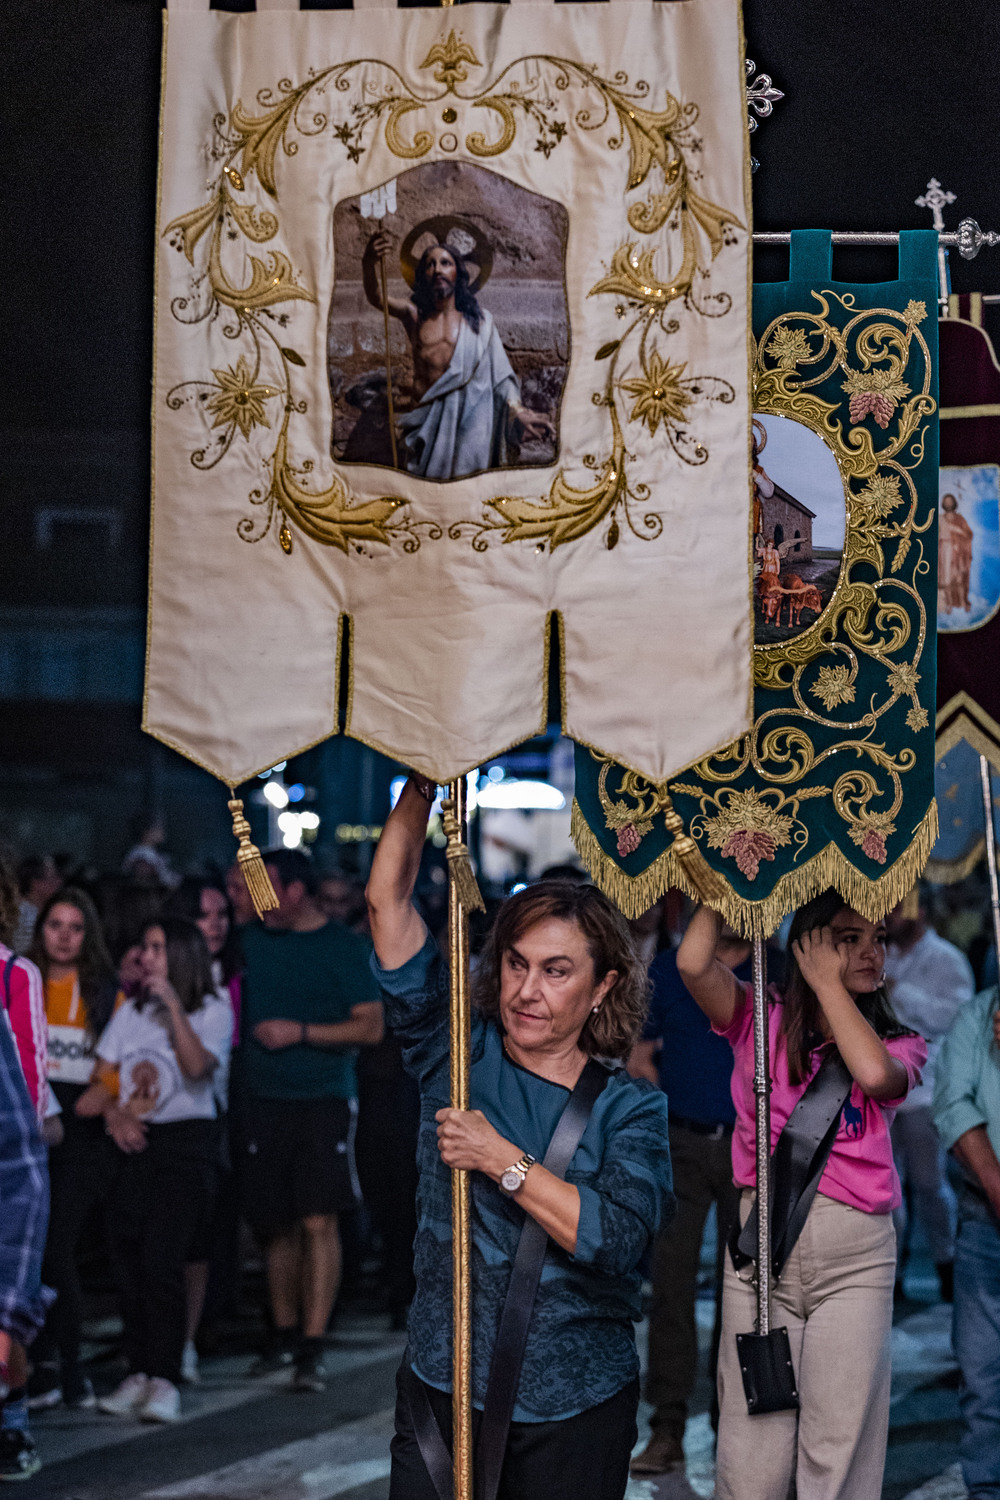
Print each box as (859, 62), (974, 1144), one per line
(99, 1373), (149, 1415)
(140, 1378), (181, 1424)
(180, 1342), (200, 1385)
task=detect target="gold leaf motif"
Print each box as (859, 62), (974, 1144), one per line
(228, 199), (279, 244)
(271, 431), (407, 555)
(610, 94), (683, 190)
(231, 86), (314, 198)
(164, 195), (221, 264)
(810, 665), (856, 711)
(209, 245), (314, 311)
(589, 226), (695, 307)
(887, 662), (920, 697)
(854, 474), (903, 518)
(765, 326), (811, 371)
(486, 453), (626, 552)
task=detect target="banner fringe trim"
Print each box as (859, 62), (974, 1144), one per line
(571, 799), (940, 939)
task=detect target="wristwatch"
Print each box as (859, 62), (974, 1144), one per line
(499, 1153), (536, 1195)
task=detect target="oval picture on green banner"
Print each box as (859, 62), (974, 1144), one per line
(752, 412), (846, 645)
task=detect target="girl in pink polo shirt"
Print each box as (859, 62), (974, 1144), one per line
(677, 891), (926, 1500)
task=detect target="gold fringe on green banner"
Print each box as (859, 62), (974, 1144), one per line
(572, 798), (939, 940)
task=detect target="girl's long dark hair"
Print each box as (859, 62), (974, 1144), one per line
(29, 887), (117, 1037)
(138, 917), (214, 1015)
(782, 888), (912, 1084)
(166, 878), (242, 984)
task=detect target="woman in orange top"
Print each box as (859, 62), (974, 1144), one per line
(27, 889), (120, 1411)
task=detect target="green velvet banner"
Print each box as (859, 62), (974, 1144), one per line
(572, 230), (940, 936)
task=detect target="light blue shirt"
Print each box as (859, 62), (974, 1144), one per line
(933, 987), (1000, 1163)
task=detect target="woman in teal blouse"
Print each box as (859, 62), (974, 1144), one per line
(367, 776), (673, 1500)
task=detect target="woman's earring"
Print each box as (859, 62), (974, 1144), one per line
(592, 1005), (601, 1014)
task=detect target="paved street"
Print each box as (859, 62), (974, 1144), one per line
(24, 1258), (965, 1500)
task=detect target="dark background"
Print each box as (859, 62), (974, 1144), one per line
(1, 0), (997, 864)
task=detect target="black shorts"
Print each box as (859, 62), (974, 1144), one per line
(242, 1095), (359, 1239)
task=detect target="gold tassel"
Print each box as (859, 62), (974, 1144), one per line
(441, 798), (486, 914)
(228, 796), (280, 918)
(661, 795), (729, 906)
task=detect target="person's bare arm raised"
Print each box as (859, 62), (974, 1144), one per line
(676, 905), (742, 1030)
(366, 776), (435, 971)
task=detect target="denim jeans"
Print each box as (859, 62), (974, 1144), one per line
(954, 1214), (1000, 1498)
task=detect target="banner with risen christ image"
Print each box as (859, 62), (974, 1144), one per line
(147, 0), (753, 788)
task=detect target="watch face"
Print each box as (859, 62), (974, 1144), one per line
(500, 1167), (522, 1193)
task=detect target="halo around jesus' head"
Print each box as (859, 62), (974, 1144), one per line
(400, 215), (494, 293)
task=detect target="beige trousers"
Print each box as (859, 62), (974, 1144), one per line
(715, 1192), (896, 1500)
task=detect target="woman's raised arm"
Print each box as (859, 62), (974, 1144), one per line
(366, 777), (434, 970)
(676, 904), (741, 1030)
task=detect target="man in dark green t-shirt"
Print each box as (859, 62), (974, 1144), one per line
(240, 848), (382, 1392)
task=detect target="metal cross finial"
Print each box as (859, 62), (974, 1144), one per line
(915, 177), (957, 232)
(745, 59), (784, 173)
(916, 178), (958, 312)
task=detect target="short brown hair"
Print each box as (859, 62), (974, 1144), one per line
(473, 881), (650, 1059)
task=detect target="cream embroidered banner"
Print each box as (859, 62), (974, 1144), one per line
(147, 0), (753, 786)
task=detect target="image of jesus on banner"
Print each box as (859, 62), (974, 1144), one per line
(362, 218), (553, 481)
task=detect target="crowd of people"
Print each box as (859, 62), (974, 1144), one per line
(0, 840), (398, 1477)
(0, 797), (997, 1500)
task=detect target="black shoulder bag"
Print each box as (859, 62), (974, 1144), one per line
(406, 1056), (614, 1500)
(730, 1050), (854, 1415)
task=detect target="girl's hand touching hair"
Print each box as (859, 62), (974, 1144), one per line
(792, 925), (849, 996)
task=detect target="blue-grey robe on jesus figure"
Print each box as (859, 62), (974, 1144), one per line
(397, 310), (520, 481)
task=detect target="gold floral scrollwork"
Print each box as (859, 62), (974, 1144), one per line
(753, 291), (935, 688)
(164, 37), (745, 556)
(597, 759), (671, 858)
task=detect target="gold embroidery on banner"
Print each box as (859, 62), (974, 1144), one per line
(570, 795), (939, 937)
(575, 288), (938, 923)
(161, 36), (745, 556)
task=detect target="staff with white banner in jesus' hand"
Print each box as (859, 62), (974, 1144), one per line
(366, 774), (673, 1500)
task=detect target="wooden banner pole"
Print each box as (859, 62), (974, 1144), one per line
(444, 777), (473, 1500)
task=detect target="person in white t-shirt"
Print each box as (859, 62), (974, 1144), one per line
(79, 918), (231, 1424)
(885, 896), (975, 1300)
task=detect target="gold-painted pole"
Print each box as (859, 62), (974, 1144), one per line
(444, 777), (473, 1500)
(378, 256), (399, 469)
